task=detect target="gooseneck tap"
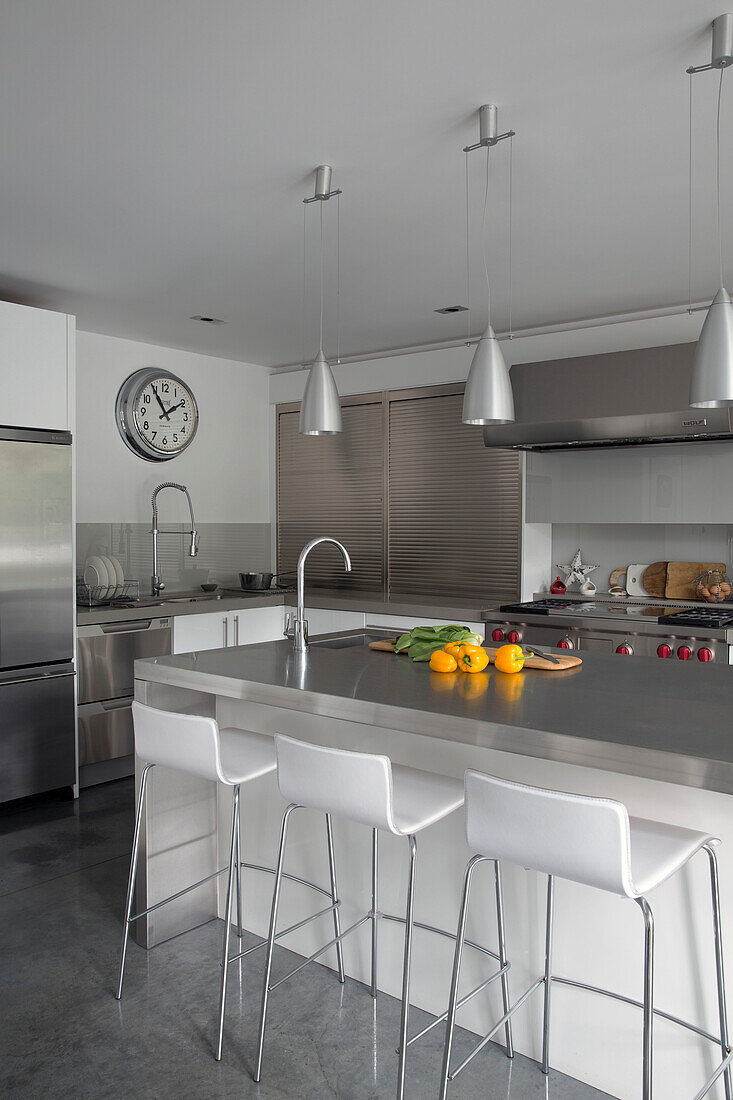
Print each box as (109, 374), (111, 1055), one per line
(151, 482), (199, 596)
(285, 537), (352, 652)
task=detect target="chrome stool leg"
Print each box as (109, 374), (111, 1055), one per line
(215, 784), (240, 1061)
(439, 855), (484, 1100)
(637, 896), (655, 1100)
(371, 828), (379, 999)
(705, 844), (733, 1100)
(116, 762), (153, 1001)
(254, 803), (298, 1083)
(541, 874), (555, 1075)
(397, 835), (418, 1100)
(325, 813), (346, 983)
(235, 786), (243, 939)
(494, 861), (514, 1059)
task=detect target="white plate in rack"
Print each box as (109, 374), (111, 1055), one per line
(85, 555), (110, 594)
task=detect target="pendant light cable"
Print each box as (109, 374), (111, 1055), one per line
(319, 199), (325, 352)
(716, 65), (725, 289)
(482, 145), (492, 328)
(508, 133), (514, 337)
(336, 192), (341, 364)
(302, 203), (307, 365)
(688, 71), (694, 313)
(465, 150), (471, 344)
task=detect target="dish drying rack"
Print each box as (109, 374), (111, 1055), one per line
(76, 577), (140, 608)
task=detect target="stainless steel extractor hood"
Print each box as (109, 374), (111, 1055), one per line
(482, 341), (733, 450)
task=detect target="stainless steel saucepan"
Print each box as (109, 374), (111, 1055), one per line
(239, 571), (294, 591)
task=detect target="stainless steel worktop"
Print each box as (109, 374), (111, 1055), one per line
(135, 631), (733, 795)
(77, 588), (494, 627)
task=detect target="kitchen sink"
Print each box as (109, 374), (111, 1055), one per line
(309, 632), (385, 649)
(161, 593), (223, 603)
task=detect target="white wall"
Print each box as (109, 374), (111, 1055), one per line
(76, 330), (270, 525)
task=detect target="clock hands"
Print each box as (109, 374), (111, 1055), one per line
(159, 400), (185, 420)
(151, 385), (171, 421)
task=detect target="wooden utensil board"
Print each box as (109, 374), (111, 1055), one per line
(665, 562), (726, 600)
(368, 640), (582, 671)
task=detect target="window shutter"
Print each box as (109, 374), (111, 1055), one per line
(388, 389), (521, 601)
(277, 398), (385, 593)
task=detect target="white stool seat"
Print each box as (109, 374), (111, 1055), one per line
(391, 764), (464, 835)
(219, 728), (277, 786)
(629, 815), (717, 897)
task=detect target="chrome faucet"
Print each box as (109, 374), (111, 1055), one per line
(285, 537), (352, 652)
(151, 482), (199, 596)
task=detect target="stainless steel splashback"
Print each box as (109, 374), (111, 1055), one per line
(482, 342), (733, 450)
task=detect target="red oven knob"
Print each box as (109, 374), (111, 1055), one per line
(698, 647), (714, 662)
(677, 645), (692, 661)
(616, 644), (633, 655)
(557, 637), (573, 650)
(507, 630), (520, 644)
(491, 629), (504, 643)
(656, 644), (672, 659)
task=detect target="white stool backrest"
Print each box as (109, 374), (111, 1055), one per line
(132, 701), (227, 784)
(465, 770), (636, 897)
(275, 734), (401, 834)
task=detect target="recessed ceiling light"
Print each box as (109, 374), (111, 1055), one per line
(190, 315), (227, 325)
(434, 305), (469, 314)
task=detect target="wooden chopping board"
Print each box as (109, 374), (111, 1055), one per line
(642, 561), (668, 598)
(665, 562), (725, 600)
(368, 640), (582, 672)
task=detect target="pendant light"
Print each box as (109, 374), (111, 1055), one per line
(688, 15), (733, 408)
(300, 165), (343, 435)
(461, 104), (516, 426)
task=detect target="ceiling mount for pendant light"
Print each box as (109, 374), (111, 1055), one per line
(688, 16), (733, 408)
(461, 105), (516, 426)
(299, 165), (343, 436)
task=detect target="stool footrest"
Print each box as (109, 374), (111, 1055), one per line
(127, 865), (229, 923)
(449, 978), (545, 1081)
(378, 911), (501, 963)
(552, 975), (726, 1048)
(227, 901), (341, 966)
(404, 962), (511, 1049)
(241, 861), (335, 902)
(269, 915), (370, 992)
(694, 1048), (733, 1100)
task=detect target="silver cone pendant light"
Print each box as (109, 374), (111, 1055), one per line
(300, 165), (342, 435)
(300, 348), (342, 434)
(461, 106), (515, 425)
(689, 16), (733, 408)
(463, 325), (514, 424)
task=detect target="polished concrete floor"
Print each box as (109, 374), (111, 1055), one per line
(0, 779), (615, 1100)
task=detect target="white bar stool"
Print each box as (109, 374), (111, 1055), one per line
(254, 735), (513, 1100)
(440, 770), (732, 1100)
(116, 701), (277, 1061)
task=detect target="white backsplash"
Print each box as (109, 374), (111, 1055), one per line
(550, 524), (732, 593)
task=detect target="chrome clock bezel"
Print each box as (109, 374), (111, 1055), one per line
(115, 368), (199, 462)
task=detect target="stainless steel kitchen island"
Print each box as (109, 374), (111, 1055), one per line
(134, 633), (733, 1099)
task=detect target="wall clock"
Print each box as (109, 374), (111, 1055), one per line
(115, 368), (199, 461)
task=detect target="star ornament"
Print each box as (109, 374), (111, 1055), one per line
(555, 549), (599, 588)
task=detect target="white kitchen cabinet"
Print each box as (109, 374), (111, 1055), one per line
(0, 300), (73, 431)
(172, 604), (291, 654)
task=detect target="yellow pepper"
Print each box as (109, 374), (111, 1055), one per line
(429, 649), (458, 673)
(456, 644), (490, 673)
(443, 642), (463, 659)
(493, 644), (525, 675)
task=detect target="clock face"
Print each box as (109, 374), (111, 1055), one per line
(132, 376), (196, 455)
(116, 369), (199, 461)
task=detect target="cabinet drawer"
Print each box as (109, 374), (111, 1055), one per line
(77, 699), (134, 766)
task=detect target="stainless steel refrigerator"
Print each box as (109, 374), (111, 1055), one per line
(0, 426), (75, 802)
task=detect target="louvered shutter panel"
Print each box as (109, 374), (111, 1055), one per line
(388, 390), (521, 601)
(277, 398), (385, 593)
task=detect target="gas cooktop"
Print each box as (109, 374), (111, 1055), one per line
(499, 598), (733, 627)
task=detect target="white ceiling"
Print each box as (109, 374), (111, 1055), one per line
(0, 1), (730, 367)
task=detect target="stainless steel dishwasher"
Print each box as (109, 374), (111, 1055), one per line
(77, 617), (171, 787)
